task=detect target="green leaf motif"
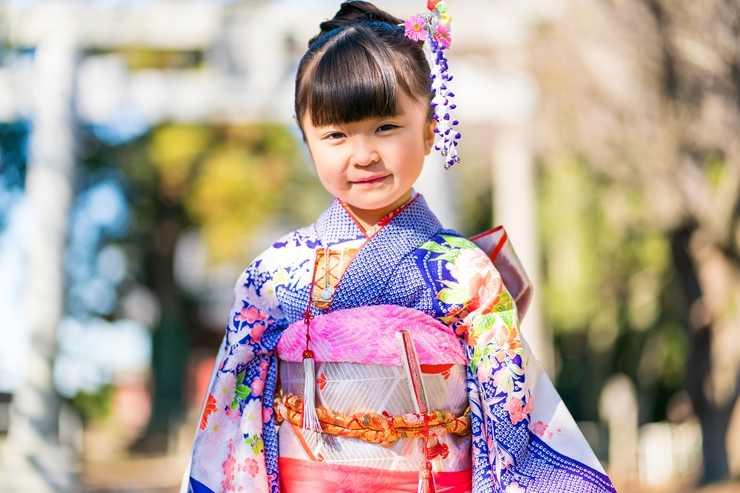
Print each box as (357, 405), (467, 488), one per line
(499, 309), (514, 328)
(234, 370), (251, 401)
(436, 250), (461, 263)
(510, 364), (524, 376)
(437, 286), (471, 305)
(420, 241), (450, 254)
(273, 267), (290, 286)
(470, 346), (484, 374)
(494, 290), (515, 312)
(473, 313), (497, 332)
(245, 434), (264, 455)
(440, 235), (477, 250)
(235, 383), (251, 401)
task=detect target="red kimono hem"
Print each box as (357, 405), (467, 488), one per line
(279, 457), (472, 493)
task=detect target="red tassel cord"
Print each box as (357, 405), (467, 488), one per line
(418, 414), (441, 493)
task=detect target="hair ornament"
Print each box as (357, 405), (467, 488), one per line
(405, 0), (460, 169)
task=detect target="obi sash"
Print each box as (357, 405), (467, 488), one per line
(275, 305), (472, 492)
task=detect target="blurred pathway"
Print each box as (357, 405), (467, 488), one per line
(83, 454), (185, 493)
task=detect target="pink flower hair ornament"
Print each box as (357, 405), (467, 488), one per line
(404, 15), (427, 41)
(404, 0), (460, 169)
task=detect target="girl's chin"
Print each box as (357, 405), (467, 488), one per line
(342, 200), (394, 213)
(341, 195), (409, 215)
(338, 185), (413, 213)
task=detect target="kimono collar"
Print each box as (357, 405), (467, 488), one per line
(314, 198), (367, 247)
(315, 193), (423, 247)
(314, 194), (443, 311)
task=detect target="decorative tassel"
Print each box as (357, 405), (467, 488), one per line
(301, 306), (321, 432)
(418, 460), (436, 493)
(301, 349), (321, 432)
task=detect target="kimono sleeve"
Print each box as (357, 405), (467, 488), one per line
(186, 258), (286, 493)
(429, 238), (615, 493)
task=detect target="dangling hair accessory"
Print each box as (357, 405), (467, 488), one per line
(404, 0), (461, 169)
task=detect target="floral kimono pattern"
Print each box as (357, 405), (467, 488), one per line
(184, 195), (616, 493)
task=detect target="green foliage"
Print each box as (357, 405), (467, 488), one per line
(704, 151), (725, 190)
(538, 155), (687, 422)
(538, 157), (601, 332)
(118, 122), (331, 265)
(70, 384), (114, 423)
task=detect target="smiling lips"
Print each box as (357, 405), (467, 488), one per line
(352, 175), (389, 185)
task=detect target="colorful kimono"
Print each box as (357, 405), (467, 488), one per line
(184, 195), (616, 493)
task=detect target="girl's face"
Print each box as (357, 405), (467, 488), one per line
(302, 93), (435, 223)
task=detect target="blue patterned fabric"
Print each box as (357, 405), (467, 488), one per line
(185, 196), (616, 493)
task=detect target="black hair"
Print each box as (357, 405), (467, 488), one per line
(295, 1), (432, 132)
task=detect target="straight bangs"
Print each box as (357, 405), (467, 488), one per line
(299, 27), (415, 128)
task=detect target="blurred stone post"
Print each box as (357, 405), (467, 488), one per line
(491, 122), (552, 374)
(488, 22), (553, 376)
(599, 374), (638, 482)
(1, 29), (79, 492)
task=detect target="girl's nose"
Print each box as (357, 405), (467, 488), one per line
(351, 141), (380, 167)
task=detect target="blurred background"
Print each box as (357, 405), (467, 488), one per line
(1, 0), (739, 492)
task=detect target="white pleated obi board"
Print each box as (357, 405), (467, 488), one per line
(276, 305), (472, 472)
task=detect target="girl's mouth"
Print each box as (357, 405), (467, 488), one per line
(353, 175), (389, 186)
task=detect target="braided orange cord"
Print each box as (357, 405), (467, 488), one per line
(274, 393), (471, 446)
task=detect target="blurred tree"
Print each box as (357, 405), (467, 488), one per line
(531, 0), (740, 483)
(80, 122), (328, 453)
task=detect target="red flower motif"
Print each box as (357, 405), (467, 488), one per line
(221, 439), (237, 491)
(493, 325), (521, 363)
(248, 321), (267, 342)
(236, 306), (266, 324)
(427, 0), (441, 11)
(317, 373), (327, 390)
(467, 270), (502, 315)
(263, 406), (273, 424)
(199, 394), (217, 431)
(251, 376), (265, 397)
(532, 421), (548, 437)
(241, 458), (259, 478)
(506, 481), (525, 493)
(454, 323), (470, 337)
(504, 397), (527, 425)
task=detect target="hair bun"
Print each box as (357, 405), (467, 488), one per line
(308, 1), (403, 47)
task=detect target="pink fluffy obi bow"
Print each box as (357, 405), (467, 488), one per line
(276, 305), (466, 366)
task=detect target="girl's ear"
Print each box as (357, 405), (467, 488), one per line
(424, 119), (436, 156)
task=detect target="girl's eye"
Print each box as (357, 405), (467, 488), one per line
(325, 132), (345, 140)
(377, 124), (398, 132)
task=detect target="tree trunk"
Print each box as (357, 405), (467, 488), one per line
(671, 227), (740, 483)
(131, 211), (189, 454)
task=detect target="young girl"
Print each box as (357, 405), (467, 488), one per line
(184, 2), (616, 492)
